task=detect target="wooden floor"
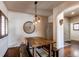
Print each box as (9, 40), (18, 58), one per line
(4, 47), (20, 57)
(4, 40), (79, 57)
(59, 40), (79, 57)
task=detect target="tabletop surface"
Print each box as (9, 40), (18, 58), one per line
(26, 37), (55, 48)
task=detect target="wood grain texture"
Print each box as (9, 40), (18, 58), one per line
(26, 37), (55, 48)
(4, 47), (20, 57)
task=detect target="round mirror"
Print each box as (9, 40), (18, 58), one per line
(23, 21), (35, 34)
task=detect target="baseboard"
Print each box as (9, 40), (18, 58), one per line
(64, 40), (71, 42)
(71, 40), (79, 42)
(8, 43), (20, 48)
(64, 41), (71, 43)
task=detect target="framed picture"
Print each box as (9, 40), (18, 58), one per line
(73, 23), (79, 30)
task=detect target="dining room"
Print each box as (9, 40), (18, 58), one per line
(1, 1), (62, 57)
(1, 1), (77, 57)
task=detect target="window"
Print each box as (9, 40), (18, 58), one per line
(73, 23), (79, 30)
(0, 10), (8, 39)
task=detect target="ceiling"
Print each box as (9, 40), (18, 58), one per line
(4, 1), (64, 16)
(64, 8), (79, 18)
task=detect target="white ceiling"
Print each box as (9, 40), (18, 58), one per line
(64, 8), (79, 18)
(4, 1), (64, 16)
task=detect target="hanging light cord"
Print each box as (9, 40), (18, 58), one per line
(33, 1), (40, 24)
(35, 1), (37, 18)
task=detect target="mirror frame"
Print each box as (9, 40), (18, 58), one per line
(23, 21), (35, 34)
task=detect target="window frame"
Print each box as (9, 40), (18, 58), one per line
(0, 10), (8, 39)
(73, 23), (79, 31)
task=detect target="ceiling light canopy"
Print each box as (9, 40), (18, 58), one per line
(71, 12), (75, 15)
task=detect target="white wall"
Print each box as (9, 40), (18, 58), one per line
(0, 2), (8, 57)
(70, 16), (79, 41)
(64, 17), (70, 41)
(8, 11), (48, 47)
(57, 12), (64, 49)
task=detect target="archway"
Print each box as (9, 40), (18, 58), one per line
(56, 4), (79, 57)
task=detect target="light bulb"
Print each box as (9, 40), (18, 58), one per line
(35, 22), (37, 24)
(38, 20), (40, 23)
(33, 23), (35, 25)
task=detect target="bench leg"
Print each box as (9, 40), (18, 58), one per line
(52, 50), (59, 57)
(53, 51), (55, 57)
(56, 50), (59, 57)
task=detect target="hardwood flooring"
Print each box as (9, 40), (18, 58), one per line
(59, 46), (71, 57)
(4, 47), (20, 57)
(4, 40), (79, 57)
(59, 40), (79, 57)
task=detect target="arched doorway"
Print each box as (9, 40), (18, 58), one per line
(56, 4), (79, 57)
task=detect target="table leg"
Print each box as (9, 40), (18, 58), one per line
(33, 48), (35, 57)
(49, 44), (52, 57)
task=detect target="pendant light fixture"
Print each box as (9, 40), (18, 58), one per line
(33, 1), (40, 25)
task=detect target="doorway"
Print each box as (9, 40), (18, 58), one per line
(64, 15), (71, 47)
(46, 23), (53, 40)
(63, 6), (79, 57)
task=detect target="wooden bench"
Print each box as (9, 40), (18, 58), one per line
(20, 44), (32, 57)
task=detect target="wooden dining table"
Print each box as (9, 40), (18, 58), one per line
(26, 37), (55, 57)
